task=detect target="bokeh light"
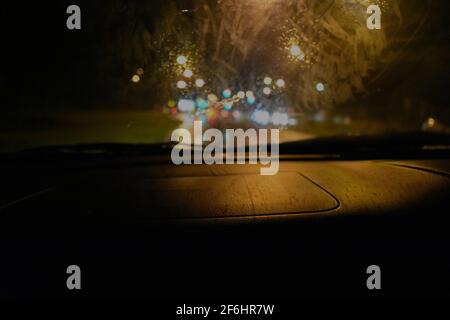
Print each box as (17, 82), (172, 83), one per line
(177, 55), (187, 65)
(168, 100), (177, 108)
(177, 80), (187, 89)
(316, 82), (325, 92)
(272, 112), (289, 126)
(131, 75), (140, 83)
(224, 101), (234, 111)
(276, 79), (285, 88)
(208, 94), (218, 103)
(195, 79), (205, 88)
(196, 98), (208, 109)
(178, 99), (195, 112)
(136, 68), (144, 76)
(290, 44), (305, 60)
(222, 89), (232, 99)
(183, 69), (193, 78)
(246, 95), (256, 105)
(252, 110), (270, 125)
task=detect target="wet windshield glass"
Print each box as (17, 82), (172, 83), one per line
(1, 0), (449, 153)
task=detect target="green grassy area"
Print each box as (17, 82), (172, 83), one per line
(0, 110), (180, 153)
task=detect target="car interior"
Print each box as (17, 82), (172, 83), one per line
(1, 0), (449, 304)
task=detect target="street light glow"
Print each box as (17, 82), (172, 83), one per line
(290, 44), (305, 60)
(263, 87), (272, 95)
(177, 55), (187, 65)
(177, 80), (187, 89)
(183, 69), (193, 78)
(276, 79), (285, 88)
(316, 82), (325, 92)
(131, 75), (140, 83)
(195, 79), (205, 87)
(264, 77), (272, 85)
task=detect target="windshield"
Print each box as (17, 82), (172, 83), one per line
(1, 0), (449, 153)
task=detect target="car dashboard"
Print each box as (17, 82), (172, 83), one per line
(0, 157), (449, 300)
